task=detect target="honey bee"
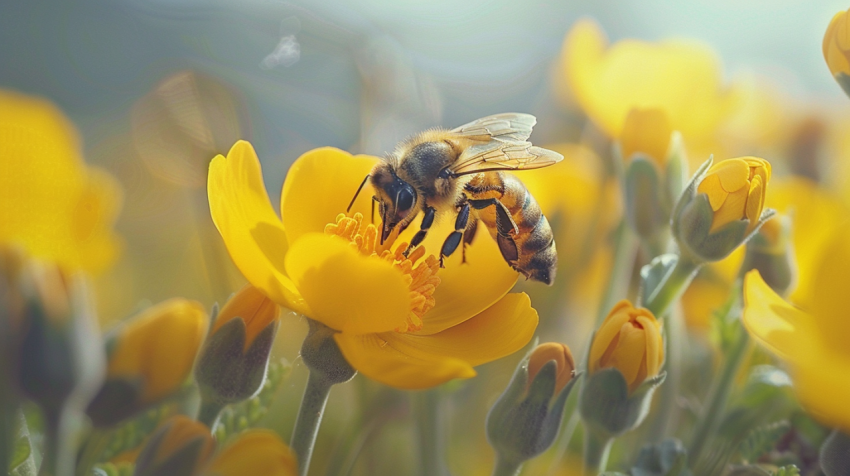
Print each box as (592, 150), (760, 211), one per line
(347, 113), (563, 284)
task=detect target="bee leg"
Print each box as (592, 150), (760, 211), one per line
(461, 218), (478, 264)
(468, 198), (519, 263)
(403, 206), (436, 257)
(439, 202), (470, 267)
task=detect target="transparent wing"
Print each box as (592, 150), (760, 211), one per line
(451, 113), (537, 142)
(450, 141), (563, 176)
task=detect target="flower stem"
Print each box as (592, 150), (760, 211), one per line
(197, 398), (225, 432)
(688, 317), (750, 467)
(413, 389), (450, 476)
(582, 425), (613, 476)
(643, 255), (701, 317)
(491, 455), (522, 476)
(595, 220), (639, 327)
(291, 371), (334, 476)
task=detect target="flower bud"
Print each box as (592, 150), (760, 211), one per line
(195, 285), (280, 411)
(672, 157), (775, 262)
(823, 8), (850, 97)
(202, 430), (297, 476)
(133, 415), (214, 476)
(739, 215), (796, 296)
(87, 299), (208, 427)
(486, 343), (581, 466)
(581, 301), (666, 437)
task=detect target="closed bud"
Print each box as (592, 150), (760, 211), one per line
(823, 8), (850, 97)
(486, 343), (581, 466)
(672, 157), (775, 263)
(202, 430), (297, 476)
(87, 299), (208, 427)
(740, 215), (796, 296)
(581, 300), (666, 437)
(134, 415), (214, 476)
(195, 285), (280, 417)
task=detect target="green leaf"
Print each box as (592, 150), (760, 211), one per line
(772, 465), (799, 476)
(214, 358), (291, 441)
(9, 433), (30, 471)
(738, 421), (790, 464)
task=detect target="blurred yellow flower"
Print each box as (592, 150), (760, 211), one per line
(208, 141), (538, 389)
(559, 18), (733, 144)
(134, 416), (215, 476)
(0, 89), (122, 273)
(87, 299), (208, 426)
(204, 431), (296, 476)
(620, 108), (672, 168)
(589, 300), (663, 393)
(743, 239), (850, 431)
(527, 342), (575, 394)
(823, 8), (850, 94)
(696, 157), (771, 233)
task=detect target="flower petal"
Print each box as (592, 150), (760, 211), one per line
(742, 270), (816, 360)
(792, 354), (850, 432)
(607, 322), (645, 387)
(280, 147), (380, 245)
(637, 314), (663, 376)
(285, 233), (409, 335)
(393, 293), (537, 367)
(415, 222), (519, 335)
(207, 141), (308, 314)
(334, 332), (475, 390)
(206, 430), (297, 476)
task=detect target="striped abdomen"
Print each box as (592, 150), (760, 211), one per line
(465, 172), (557, 285)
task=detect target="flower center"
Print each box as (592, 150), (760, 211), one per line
(324, 213), (441, 333)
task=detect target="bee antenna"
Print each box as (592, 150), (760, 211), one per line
(347, 174), (370, 212)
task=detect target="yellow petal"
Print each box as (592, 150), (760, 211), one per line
(637, 314), (663, 377)
(213, 284), (280, 351)
(620, 108), (672, 166)
(334, 332), (475, 389)
(207, 141), (308, 315)
(805, 224), (850, 353)
(711, 159), (749, 192)
(742, 270), (816, 361)
(607, 322), (646, 389)
(697, 175), (727, 211)
(588, 301), (633, 372)
(205, 431), (297, 476)
(153, 416), (214, 469)
(280, 147), (380, 246)
(710, 187), (748, 232)
(393, 293), (537, 367)
(745, 175), (764, 225)
(416, 223), (519, 335)
(285, 233), (409, 335)
(792, 354), (850, 432)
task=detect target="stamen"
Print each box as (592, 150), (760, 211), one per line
(324, 213), (441, 333)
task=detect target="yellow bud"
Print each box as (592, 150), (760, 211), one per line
(135, 415), (214, 476)
(589, 300), (664, 393)
(696, 157), (771, 233)
(204, 430), (297, 476)
(527, 343), (575, 394)
(212, 284), (280, 351)
(620, 108), (673, 169)
(107, 299), (208, 404)
(823, 9), (850, 78)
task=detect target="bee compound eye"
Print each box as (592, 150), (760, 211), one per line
(396, 185), (416, 215)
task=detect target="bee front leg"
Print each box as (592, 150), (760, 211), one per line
(439, 202), (470, 267)
(403, 205), (436, 257)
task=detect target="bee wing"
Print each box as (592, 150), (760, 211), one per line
(450, 141), (563, 176)
(451, 113), (537, 142)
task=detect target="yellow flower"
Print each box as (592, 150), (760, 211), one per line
(527, 343), (575, 394)
(211, 284), (279, 351)
(589, 300), (664, 393)
(823, 9), (850, 85)
(696, 157), (771, 233)
(208, 141), (538, 390)
(559, 18), (733, 144)
(134, 416), (215, 476)
(743, 239), (850, 431)
(204, 431), (296, 476)
(620, 108), (673, 168)
(87, 299), (208, 426)
(0, 89), (122, 273)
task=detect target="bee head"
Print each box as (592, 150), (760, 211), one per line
(370, 164), (417, 242)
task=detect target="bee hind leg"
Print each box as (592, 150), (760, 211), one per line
(461, 218), (478, 264)
(439, 202), (470, 267)
(403, 205), (435, 258)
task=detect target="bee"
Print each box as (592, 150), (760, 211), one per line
(347, 113), (563, 284)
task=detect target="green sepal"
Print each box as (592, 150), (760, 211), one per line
(300, 319), (356, 385)
(86, 377), (144, 428)
(820, 429), (850, 476)
(195, 316), (279, 406)
(134, 430), (207, 476)
(671, 155), (713, 239)
(836, 73), (850, 99)
(624, 157), (667, 240)
(579, 368), (666, 437)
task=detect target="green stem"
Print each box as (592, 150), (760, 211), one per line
(74, 428), (110, 476)
(582, 425), (613, 476)
(643, 255), (701, 317)
(595, 220), (639, 326)
(197, 399), (225, 431)
(413, 389), (449, 476)
(291, 371), (334, 476)
(645, 304), (685, 441)
(491, 455), (522, 476)
(688, 322), (750, 466)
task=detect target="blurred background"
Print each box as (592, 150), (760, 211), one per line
(2, 1), (849, 474)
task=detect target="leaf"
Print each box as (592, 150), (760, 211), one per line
(738, 421), (790, 464)
(9, 434), (31, 471)
(772, 465), (800, 476)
